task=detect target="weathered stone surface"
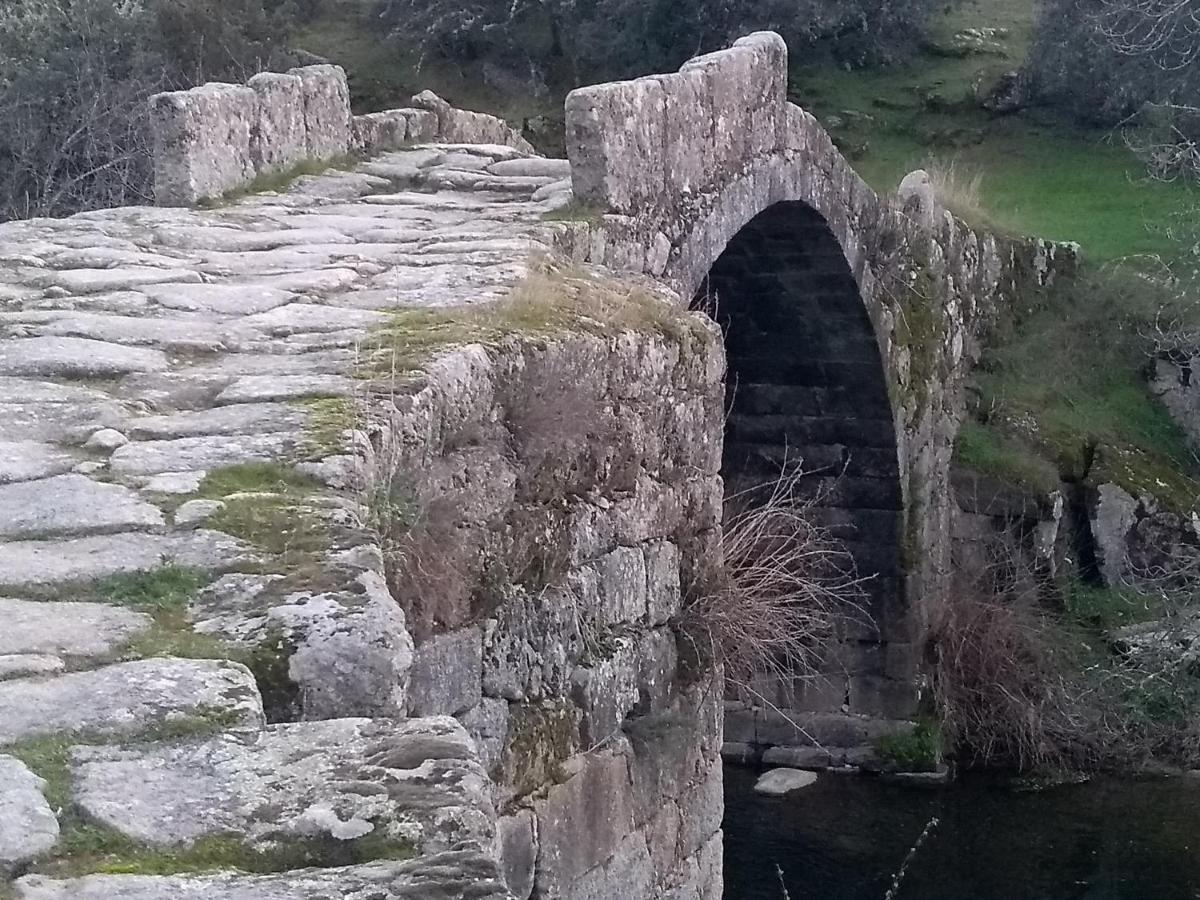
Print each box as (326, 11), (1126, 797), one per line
(73, 716), (493, 851)
(0, 475), (164, 539)
(174, 499), (224, 527)
(458, 698), (509, 773)
(753, 768), (818, 795)
(84, 428), (129, 452)
(497, 809), (536, 900)
(128, 403), (307, 440)
(482, 587), (580, 702)
(291, 65), (353, 160)
(248, 72), (307, 176)
(140, 283), (295, 314)
(1090, 483), (1139, 586)
(0, 658), (263, 744)
(0, 755), (59, 871)
(0, 441), (75, 484)
(109, 432), (299, 475)
(0, 336), (168, 377)
(0, 655), (64, 680)
(14, 853), (513, 899)
(0, 530), (248, 587)
(215, 374), (355, 404)
(151, 83), (257, 206)
(0, 598), (151, 658)
(408, 628), (483, 717)
(534, 751), (633, 895)
(287, 570), (415, 720)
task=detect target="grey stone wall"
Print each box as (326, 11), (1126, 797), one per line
(367, 322), (726, 899)
(151, 68), (532, 206)
(554, 30), (1079, 746)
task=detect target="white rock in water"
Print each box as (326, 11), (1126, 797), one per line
(753, 767), (819, 796)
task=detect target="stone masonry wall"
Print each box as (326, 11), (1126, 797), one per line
(369, 314), (727, 899)
(554, 31), (1079, 754)
(151, 67), (533, 206)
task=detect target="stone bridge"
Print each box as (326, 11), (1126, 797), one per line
(0, 34), (1070, 900)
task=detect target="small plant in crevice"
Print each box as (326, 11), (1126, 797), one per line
(875, 722), (943, 772)
(677, 464), (870, 697)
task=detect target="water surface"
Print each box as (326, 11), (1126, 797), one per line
(724, 764), (1200, 900)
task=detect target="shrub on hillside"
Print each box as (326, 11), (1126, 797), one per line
(378, 0), (943, 91)
(0, 0), (299, 220)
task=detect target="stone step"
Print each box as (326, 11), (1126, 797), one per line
(0, 658), (264, 746)
(71, 716), (492, 853)
(0, 475), (164, 540)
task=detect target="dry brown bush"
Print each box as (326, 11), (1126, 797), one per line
(679, 466), (867, 692)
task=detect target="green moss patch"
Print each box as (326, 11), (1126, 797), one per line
(299, 397), (358, 460)
(498, 700), (580, 802)
(195, 154), (363, 209)
(954, 421), (1060, 495)
(875, 722), (943, 772)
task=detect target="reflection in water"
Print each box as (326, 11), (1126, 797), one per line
(723, 765), (1200, 900)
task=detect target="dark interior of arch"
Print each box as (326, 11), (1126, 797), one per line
(698, 201), (905, 710)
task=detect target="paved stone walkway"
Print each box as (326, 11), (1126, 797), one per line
(0, 143), (571, 896)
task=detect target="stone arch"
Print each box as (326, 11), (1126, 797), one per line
(694, 198), (909, 717)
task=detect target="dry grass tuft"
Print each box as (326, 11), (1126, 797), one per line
(925, 157), (989, 226)
(679, 466), (867, 691)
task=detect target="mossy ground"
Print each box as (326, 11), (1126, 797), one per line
(363, 259), (711, 377)
(957, 266), (1200, 511)
(7, 723), (411, 877)
(790, 0), (1198, 261)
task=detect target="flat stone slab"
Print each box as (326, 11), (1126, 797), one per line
(0, 530), (248, 587)
(14, 852), (512, 899)
(0, 475), (165, 539)
(109, 433), (299, 476)
(0, 598), (152, 658)
(140, 283), (296, 315)
(128, 403), (307, 440)
(0, 655), (65, 680)
(237, 303), (384, 335)
(0, 755), (59, 870)
(215, 375), (355, 404)
(0, 337), (169, 378)
(73, 716), (493, 852)
(36, 267), (202, 295)
(0, 441), (76, 484)
(753, 768), (819, 796)
(0, 658), (263, 745)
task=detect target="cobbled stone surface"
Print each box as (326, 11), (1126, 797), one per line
(0, 135), (556, 897)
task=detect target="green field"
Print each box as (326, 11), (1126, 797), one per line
(790, 0), (1196, 261)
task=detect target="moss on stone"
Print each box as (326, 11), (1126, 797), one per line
(364, 259), (705, 376)
(197, 463), (323, 500)
(499, 700), (580, 802)
(194, 154), (364, 209)
(98, 566), (211, 614)
(894, 261), (945, 419)
(875, 721), (942, 772)
(1087, 444), (1200, 515)
(954, 421), (1061, 495)
(242, 627), (302, 724)
(540, 200), (606, 225)
(298, 397), (358, 460)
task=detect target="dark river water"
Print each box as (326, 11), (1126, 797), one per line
(723, 764), (1200, 900)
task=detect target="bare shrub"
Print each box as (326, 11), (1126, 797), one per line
(381, 491), (476, 641)
(679, 465), (867, 692)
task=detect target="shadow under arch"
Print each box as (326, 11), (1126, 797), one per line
(696, 200), (908, 716)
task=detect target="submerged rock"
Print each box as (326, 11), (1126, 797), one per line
(753, 768), (819, 796)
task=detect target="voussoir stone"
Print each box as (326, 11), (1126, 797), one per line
(0, 598), (151, 658)
(0, 337), (169, 377)
(0, 755), (59, 871)
(0, 474), (165, 539)
(0, 657), (264, 745)
(73, 716), (493, 852)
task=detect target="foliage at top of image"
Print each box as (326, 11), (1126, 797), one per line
(0, 0), (300, 220)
